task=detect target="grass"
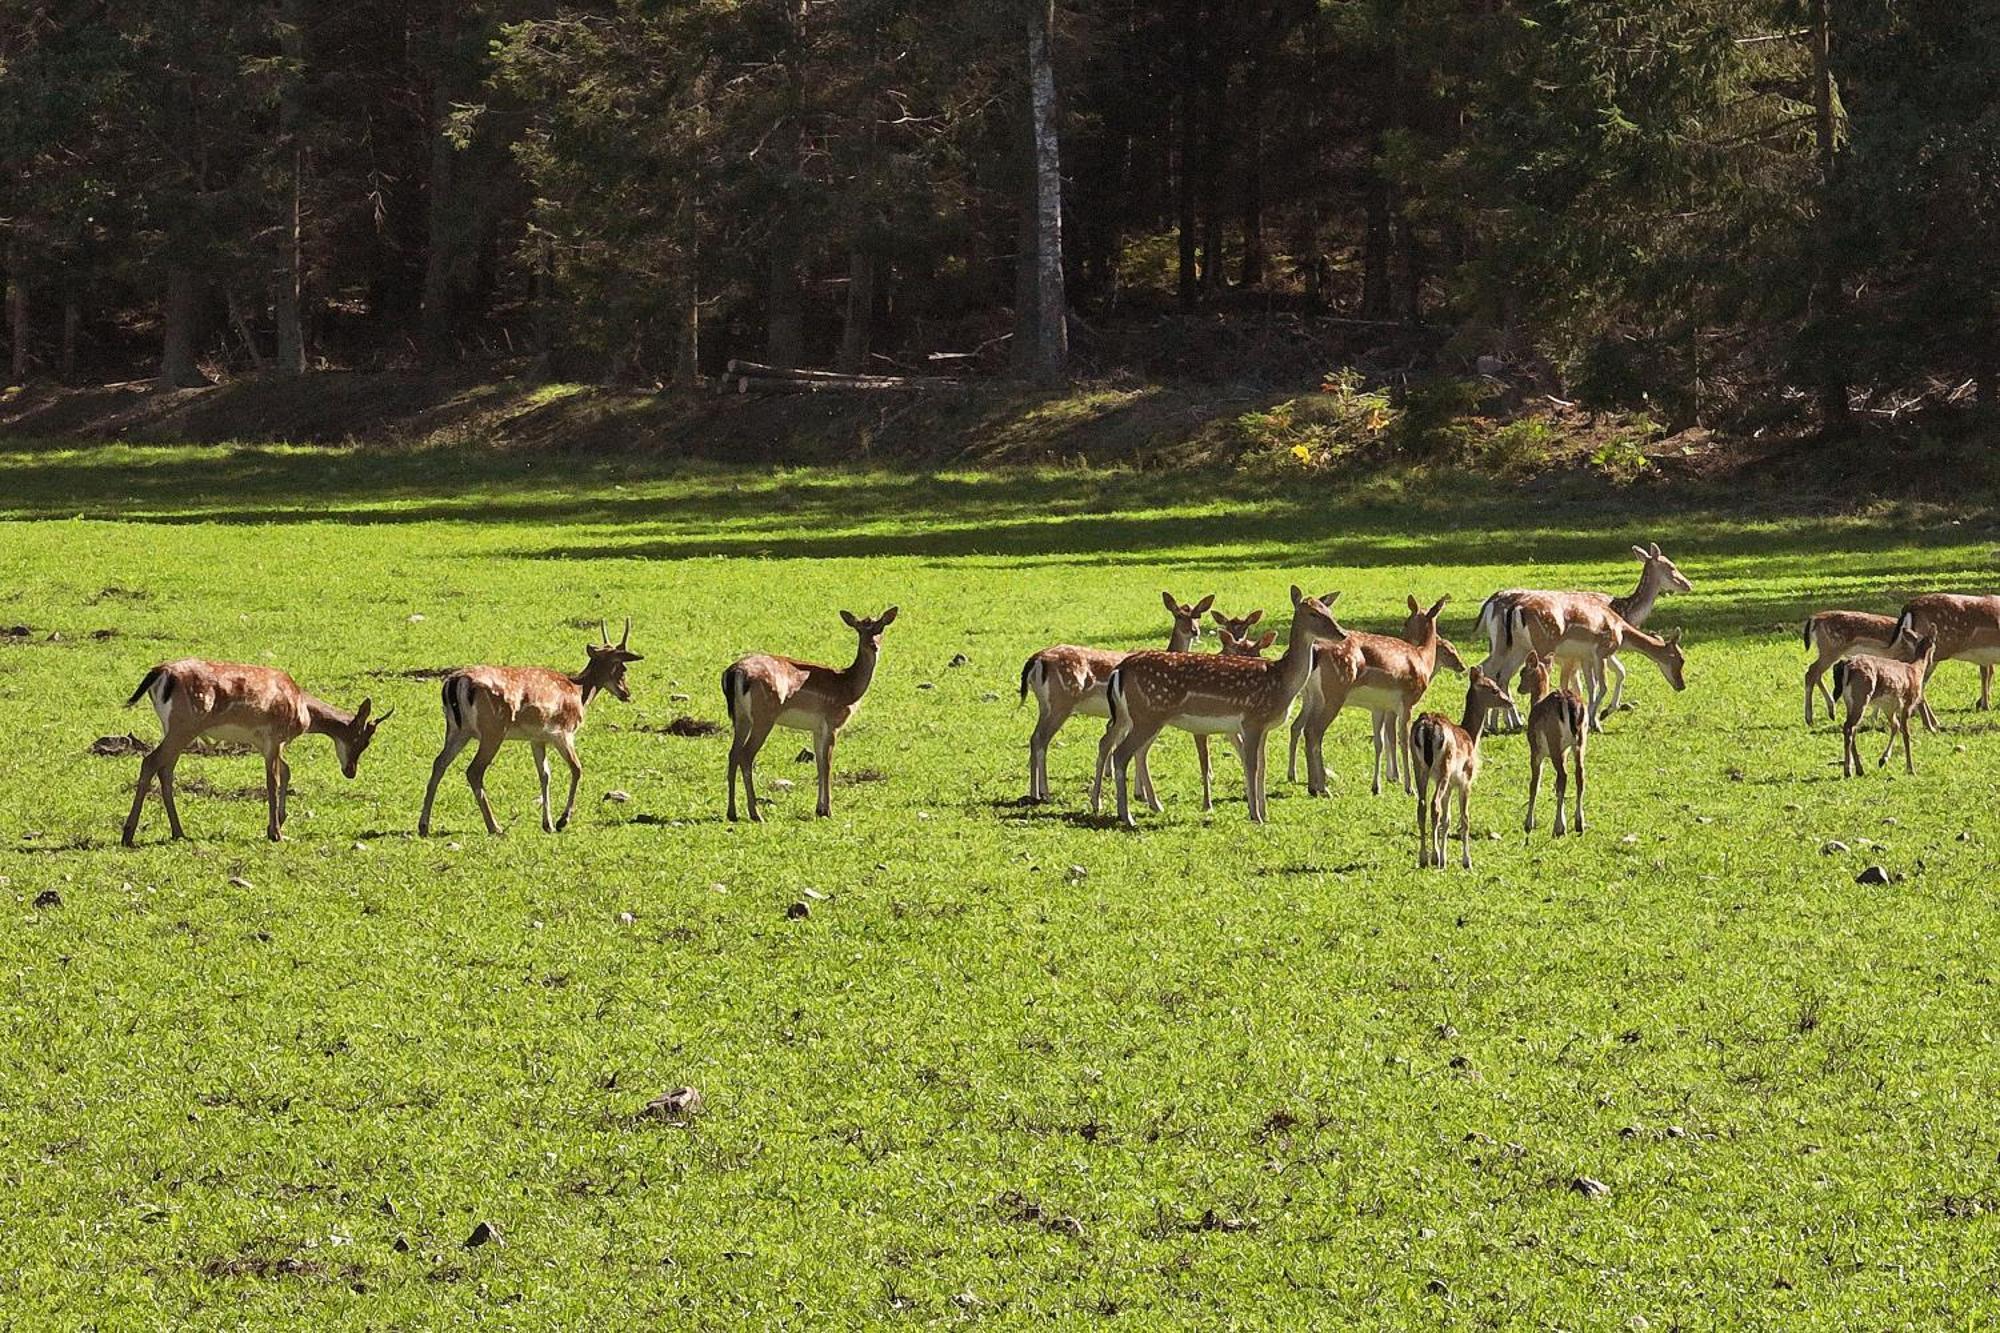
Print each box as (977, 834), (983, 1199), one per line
(5, 437), (2000, 1325)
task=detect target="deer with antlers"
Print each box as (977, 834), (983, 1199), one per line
(1518, 651), (1587, 837)
(1835, 629), (1937, 777)
(1091, 587), (1346, 827)
(1892, 594), (2000, 713)
(725, 607), (897, 822)
(1018, 592), (1210, 806)
(1288, 594), (1465, 798)
(417, 620), (641, 837)
(1411, 669), (1514, 870)
(1476, 542), (1692, 728)
(121, 660), (390, 846)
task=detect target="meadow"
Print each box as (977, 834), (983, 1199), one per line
(4, 437), (2000, 1327)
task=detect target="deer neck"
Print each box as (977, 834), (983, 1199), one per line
(840, 635), (879, 700)
(1614, 565), (1664, 625)
(302, 695), (355, 738)
(1458, 693), (1490, 744)
(1274, 617), (1323, 702)
(1166, 622), (1197, 653)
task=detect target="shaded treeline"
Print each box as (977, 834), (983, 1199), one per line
(1, 0), (1995, 429)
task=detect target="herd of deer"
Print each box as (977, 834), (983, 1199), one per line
(114, 546), (2000, 869)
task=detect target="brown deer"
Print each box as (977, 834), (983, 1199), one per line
(121, 660), (390, 845)
(1519, 651), (1587, 837)
(1802, 610), (1940, 729)
(1892, 594), (2000, 712)
(1835, 630), (1937, 777)
(1092, 587), (1346, 827)
(1019, 592), (1209, 805)
(418, 620), (641, 837)
(1476, 543), (1691, 727)
(1289, 594), (1463, 797)
(1411, 669), (1514, 870)
(725, 607), (897, 821)
(1558, 616), (1687, 725)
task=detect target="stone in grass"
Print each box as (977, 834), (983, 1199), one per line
(786, 900), (811, 920)
(1570, 1176), (1612, 1199)
(641, 1086), (705, 1122)
(949, 653), (971, 668)
(1820, 840), (1848, 855)
(391, 1234), (411, 1253)
(33, 889), (62, 909)
(1855, 865), (1891, 886)
(603, 790), (631, 804)
(228, 876), (253, 890)
(463, 1220), (500, 1249)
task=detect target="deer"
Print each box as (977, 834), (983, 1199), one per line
(725, 607), (897, 822)
(1288, 594), (1464, 798)
(1892, 594), (2000, 713)
(1411, 669), (1515, 870)
(1803, 610), (1940, 728)
(1475, 542), (1691, 728)
(1019, 592), (1211, 805)
(1554, 615), (1687, 726)
(1518, 651), (1587, 838)
(1835, 629), (1937, 777)
(1091, 586), (1346, 827)
(120, 659), (390, 846)
(417, 620), (641, 837)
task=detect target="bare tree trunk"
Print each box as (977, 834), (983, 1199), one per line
(421, 0), (460, 362)
(1240, 52), (1266, 288)
(764, 0), (808, 369)
(5, 247), (26, 382)
(1024, 0), (1068, 379)
(1175, 0), (1198, 306)
(61, 286), (79, 380)
(227, 289), (270, 370)
(272, 0), (306, 373)
(838, 246), (876, 374)
(671, 198), (700, 389)
(1810, 0), (1848, 429)
(161, 264), (206, 387)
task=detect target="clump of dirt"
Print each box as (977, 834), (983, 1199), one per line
(638, 716), (722, 738)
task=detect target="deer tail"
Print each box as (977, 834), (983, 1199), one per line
(1019, 655), (1039, 705)
(125, 665), (166, 708)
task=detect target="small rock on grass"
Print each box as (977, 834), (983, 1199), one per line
(948, 653), (970, 668)
(617, 911), (636, 925)
(1570, 1176), (1612, 1199)
(1820, 840), (1848, 855)
(1855, 865), (1891, 886)
(786, 901), (811, 919)
(795, 748), (814, 763)
(463, 1220), (500, 1248)
(33, 889), (62, 909)
(641, 1086), (705, 1121)
(801, 887), (829, 901)
(391, 1234), (411, 1253)
(770, 778), (794, 791)
(603, 790), (631, 804)
(227, 876), (253, 890)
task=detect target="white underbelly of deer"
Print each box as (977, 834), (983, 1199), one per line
(1958, 645), (2000, 665)
(204, 723), (265, 747)
(1343, 684), (1405, 712)
(1172, 712), (1246, 735)
(1071, 692), (1111, 719)
(777, 705), (835, 731)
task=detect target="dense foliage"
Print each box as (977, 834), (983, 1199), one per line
(1, 0), (1995, 424)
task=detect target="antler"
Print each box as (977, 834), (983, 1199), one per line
(619, 617), (632, 650)
(599, 619), (611, 645)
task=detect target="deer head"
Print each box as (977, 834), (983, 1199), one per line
(1162, 591), (1215, 645)
(331, 696), (392, 778)
(1633, 542), (1693, 593)
(585, 618), (645, 702)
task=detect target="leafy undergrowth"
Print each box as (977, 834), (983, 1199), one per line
(4, 443), (2000, 1324)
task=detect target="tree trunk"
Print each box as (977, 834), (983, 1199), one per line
(764, 0), (808, 369)
(161, 264), (206, 387)
(5, 250), (26, 382)
(272, 0), (306, 373)
(1198, 27), (1224, 292)
(421, 0), (461, 362)
(671, 198), (700, 389)
(1024, 1), (1068, 379)
(838, 245), (876, 374)
(61, 287), (79, 380)
(1810, 0), (1848, 429)
(1240, 53), (1266, 288)
(1361, 24), (1399, 320)
(1175, 1), (1198, 305)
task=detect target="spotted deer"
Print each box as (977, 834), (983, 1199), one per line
(725, 607), (897, 821)
(1802, 610), (1940, 729)
(121, 659), (389, 845)
(418, 620), (641, 837)
(1835, 630), (1937, 777)
(1091, 587), (1346, 827)
(1018, 592), (1211, 805)
(1288, 594), (1463, 797)
(1892, 594), (2000, 712)
(1476, 543), (1691, 727)
(1519, 651), (1587, 837)
(1411, 669), (1514, 870)
(1557, 616), (1687, 726)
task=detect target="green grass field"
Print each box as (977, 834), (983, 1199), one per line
(5, 439), (2000, 1326)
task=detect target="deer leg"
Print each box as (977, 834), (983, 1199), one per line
(1805, 652), (1836, 725)
(1305, 700), (1339, 797)
(1195, 734), (1213, 812)
(532, 742), (554, 832)
(1525, 739), (1543, 835)
(740, 718), (776, 823)
(1287, 707), (1306, 784)
(124, 746), (163, 846)
(553, 734), (583, 830)
(1552, 751), (1569, 837)
(419, 729), (473, 836)
(1414, 765), (1432, 869)
(464, 733), (507, 835)
(1397, 705), (1416, 796)
(1239, 726), (1267, 822)
(1090, 712), (1128, 816)
(262, 747), (285, 842)
(1026, 697), (1070, 803)
(1134, 739), (1163, 813)
(276, 755), (293, 830)
(815, 725), (835, 817)
(1900, 708), (1916, 773)
(1457, 783), (1472, 870)
(1112, 721), (1160, 828)
(1601, 653), (1628, 717)
(1840, 694), (1862, 777)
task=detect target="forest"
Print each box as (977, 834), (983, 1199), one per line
(2, 0), (1996, 435)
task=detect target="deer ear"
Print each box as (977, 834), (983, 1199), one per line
(374, 706), (395, 726)
(1162, 590), (1180, 614)
(1257, 631), (1277, 651)
(1631, 545), (1651, 561)
(1290, 584), (1305, 606)
(1321, 590), (1340, 606)
(841, 610), (860, 629)
(1667, 627), (1683, 644)
(1243, 608), (1262, 627)
(1429, 594), (1451, 618)
(1649, 542), (1663, 558)
(353, 697), (372, 724)
(1192, 594), (1215, 616)
(1407, 595), (1420, 614)
(879, 606), (898, 626)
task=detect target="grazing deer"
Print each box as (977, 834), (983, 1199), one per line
(121, 660), (389, 846)
(418, 620), (641, 837)
(1892, 594), (2000, 712)
(1476, 542), (1691, 727)
(1411, 669), (1514, 870)
(1019, 592), (1210, 805)
(1552, 616), (1687, 727)
(1801, 610), (1940, 729)
(725, 607), (897, 822)
(1835, 630), (1937, 776)
(1092, 587), (1346, 827)
(1289, 594), (1462, 797)
(1519, 652), (1587, 837)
